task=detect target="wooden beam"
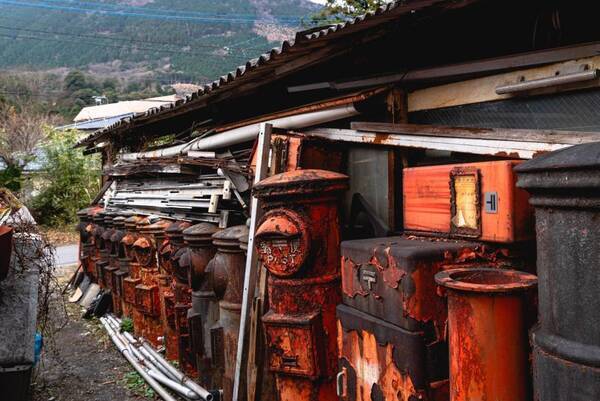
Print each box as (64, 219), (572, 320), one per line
(351, 122), (600, 145)
(408, 56), (600, 112)
(304, 127), (579, 159)
(232, 123), (272, 401)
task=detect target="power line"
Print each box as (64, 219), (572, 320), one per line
(0, 24), (269, 51)
(0, 32), (254, 59)
(0, 0), (323, 24)
(36, 0), (325, 22)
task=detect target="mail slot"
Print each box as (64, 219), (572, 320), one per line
(403, 160), (533, 242)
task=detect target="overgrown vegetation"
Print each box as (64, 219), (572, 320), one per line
(120, 318), (134, 334)
(30, 129), (101, 226)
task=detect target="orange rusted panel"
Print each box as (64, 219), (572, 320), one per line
(403, 161), (533, 243)
(435, 268), (537, 401)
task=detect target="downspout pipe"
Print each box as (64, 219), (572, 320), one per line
(119, 104), (359, 161)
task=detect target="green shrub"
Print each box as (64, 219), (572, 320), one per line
(31, 129), (100, 226)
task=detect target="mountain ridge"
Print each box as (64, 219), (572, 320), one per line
(0, 0), (320, 83)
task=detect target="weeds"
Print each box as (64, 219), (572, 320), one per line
(122, 371), (155, 399)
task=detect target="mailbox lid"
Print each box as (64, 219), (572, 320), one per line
(341, 236), (480, 332)
(403, 160), (533, 243)
(337, 304), (447, 401)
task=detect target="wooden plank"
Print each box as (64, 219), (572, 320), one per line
(408, 55), (600, 112)
(351, 122), (600, 145)
(304, 128), (572, 159)
(232, 123), (272, 401)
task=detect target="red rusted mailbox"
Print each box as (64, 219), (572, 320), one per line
(160, 221), (192, 362)
(92, 210), (109, 284)
(133, 218), (171, 347)
(102, 212), (120, 293)
(123, 217), (150, 336)
(253, 169), (349, 401)
(183, 223), (220, 386)
(120, 215), (143, 318)
(207, 225), (249, 401)
(109, 214), (127, 316)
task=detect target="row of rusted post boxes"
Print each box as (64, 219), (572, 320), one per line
(76, 151), (597, 401)
(77, 206), (249, 401)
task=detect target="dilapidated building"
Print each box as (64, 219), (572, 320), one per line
(74, 1), (600, 401)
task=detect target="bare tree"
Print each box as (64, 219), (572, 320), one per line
(0, 101), (59, 170)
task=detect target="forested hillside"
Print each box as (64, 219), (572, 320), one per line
(0, 0), (319, 83)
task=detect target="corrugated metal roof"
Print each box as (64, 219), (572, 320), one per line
(74, 95), (179, 122)
(77, 0), (480, 148)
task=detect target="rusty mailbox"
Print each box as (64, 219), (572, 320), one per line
(109, 214), (127, 316)
(253, 169), (349, 401)
(157, 221), (190, 362)
(206, 225), (249, 401)
(337, 236), (517, 401)
(182, 223), (220, 386)
(133, 218), (171, 347)
(102, 212), (120, 294)
(92, 210), (109, 284)
(160, 221), (196, 366)
(120, 215), (143, 319)
(122, 216), (150, 336)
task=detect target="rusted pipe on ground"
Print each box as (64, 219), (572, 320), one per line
(435, 268), (537, 401)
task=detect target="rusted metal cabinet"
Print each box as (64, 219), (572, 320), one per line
(207, 225), (249, 401)
(337, 236), (513, 401)
(253, 169), (349, 401)
(403, 161), (533, 243)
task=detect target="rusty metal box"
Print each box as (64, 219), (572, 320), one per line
(135, 284), (160, 316)
(123, 277), (141, 305)
(342, 236), (487, 334)
(262, 310), (324, 379)
(403, 160), (533, 243)
(337, 304), (448, 401)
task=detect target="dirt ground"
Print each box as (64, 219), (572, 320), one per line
(32, 267), (154, 401)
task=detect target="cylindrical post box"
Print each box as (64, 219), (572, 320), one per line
(207, 225), (249, 401)
(183, 223), (220, 386)
(120, 215), (143, 318)
(159, 221), (194, 364)
(435, 268), (537, 401)
(253, 169), (348, 401)
(123, 216), (149, 336)
(516, 143), (600, 401)
(133, 218), (171, 347)
(109, 214), (127, 316)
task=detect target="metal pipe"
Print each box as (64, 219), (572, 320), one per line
(139, 339), (214, 401)
(100, 318), (179, 401)
(148, 370), (200, 400)
(495, 69), (599, 94)
(119, 104), (359, 161)
(139, 347), (178, 381)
